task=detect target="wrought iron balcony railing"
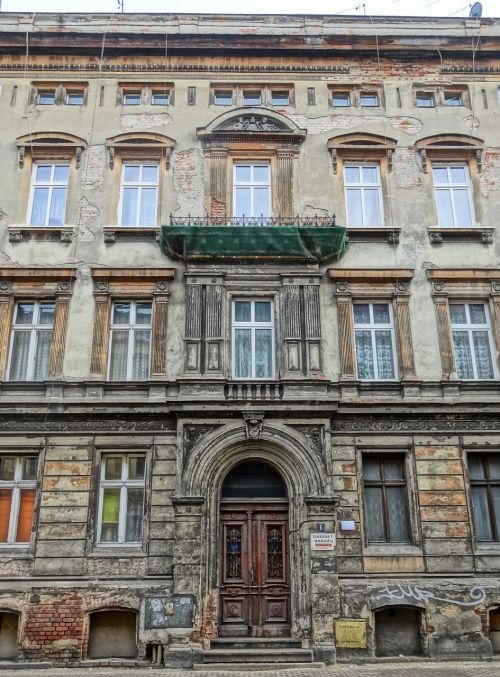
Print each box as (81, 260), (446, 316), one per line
(169, 215), (336, 227)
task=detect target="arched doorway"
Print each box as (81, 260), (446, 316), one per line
(219, 460), (290, 638)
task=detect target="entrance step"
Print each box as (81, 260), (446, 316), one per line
(194, 662), (325, 671)
(210, 637), (303, 651)
(200, 648), (314, 664)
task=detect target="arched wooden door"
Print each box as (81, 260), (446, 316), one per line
(219, 461), (290, 637)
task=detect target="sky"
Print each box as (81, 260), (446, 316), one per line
(0, 0), (495, 19)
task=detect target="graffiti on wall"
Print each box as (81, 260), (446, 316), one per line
(375, 584), (486, 607)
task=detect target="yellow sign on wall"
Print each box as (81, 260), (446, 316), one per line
(334, 619), (367, 648)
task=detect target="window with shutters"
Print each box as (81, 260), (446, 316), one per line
(0, 455), (38, 546)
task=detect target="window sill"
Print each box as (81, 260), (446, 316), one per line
(103, 226), (160, 243)
(8, 225), (75, 243)
(0, 546), (33, 559)
(428, 226), (494, 245)
(347, 227), (401, 245)
(364, 544), (422, 556)
(474, 543), (500, 553)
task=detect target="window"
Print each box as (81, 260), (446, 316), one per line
(360, 92), (379, 107)
(432, 164), (474, 227)
(0, 455), (37, 545)
(123, 92), (141, 105)
(344, 164), (384, 227)
(108, 301), (152, 381)
(232, 300), (274, 379)
(151, 92), (170, 106)
(28, 163), (69, 226)
(36, 90), (55, 105)
(332, 91), (351, 107)
(271, 90), (289, 106)
(214, 90), (233, 106)
(119, 163), (158, 227)
(97, 455), (145, 545)
(444, 91), (462, 106)
(353, 302), (397, 380)
(450, 303), (497, 380)
(243, 90), (262, 106)
(66, 90), (84, 105)
(416, 92), (434, 107)
(469, 454), (500, 541)
(8, 302), (55, 381)
(363, 455), (411, 543)
(233, 163), (271, 218)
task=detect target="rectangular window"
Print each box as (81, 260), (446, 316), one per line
(151, 91), (170, 106)
(432, 164), (474, 227)
(469, 453), (500, 541)
(214, 90), (233, 106)
(119, 163), (159, 227)
(332, 92), (351, 107)
(444, 91), (462, 106)
(450, 303), (497, 380)
(28, 163), (69, 227)
(344, 164), (384, 227)
(232, 300), (274, 380)
(66, 91), (84, 105)
(360, 92), (379, 107)
(416, 92), (435, 107)
(353, 302), (397, 380)
(233, 163), (271, 219)
(108, 301), (152, 381)
(271, 90), (290, 106)
(363, 455), (411, 543)
(0, 455), (37, 545)
(243, 90), (262, 106)
(8, 302), (55, 381)
(123, 92), (141, 105)
(36, 90), (55, 105)
(97, 454), (145, 545)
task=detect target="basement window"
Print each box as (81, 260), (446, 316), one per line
(0, 612), (19, 660)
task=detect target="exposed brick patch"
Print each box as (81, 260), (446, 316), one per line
(81, 145), (106, 191)
(173, 148), (204, 214)
(392, 148), (422, 190)
(210, 197), (226, 218)
(287, 114), (423, 136)
(480, 149), (500, 195)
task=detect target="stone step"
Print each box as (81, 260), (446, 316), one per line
(210, 637), (303, 650)
(201, 648), (314, 664)
(194, 662), (325, 672)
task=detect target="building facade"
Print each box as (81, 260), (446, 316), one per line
(0, 10), (500, 667)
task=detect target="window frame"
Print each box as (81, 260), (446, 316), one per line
(122, 91), (142, 106)
(415, 91), (435, 108)
(332, 91), (351, 107)
(360, 91), (379, 107)
(107, 300), (153, 382)
(431, 162), (475, 228)
(232, 161), (272, 219)
(27, 162), (70, 227)
(117, 162), (159, 228)
(468, 453), (500, 542)
(352, 301), (398, 381)
(242, 89), (262, 106)
(36, 90), (55, 105)
(449, 301), (498, 380)
(270, 90), (290, 106)
(7, 300), (56, 382)
(344, 162), (385, 228)
(231, 298), (276, 380)
(0, 455), (38, 547)
(96, 453), (146, 547)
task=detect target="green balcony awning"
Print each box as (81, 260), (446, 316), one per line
(160, 225), (348, 263)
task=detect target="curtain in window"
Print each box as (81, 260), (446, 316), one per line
(386, 487), (410, 541)
(125, 488), (144, 542)
(0, 490), (12, 542)
(100, 488), (120, 542)
(235, 329), (251, 378)
(471, 486), (493, 540)
(9, 331), (30, 380)
(472, 332), (494, 379)
(132, 330), (151, 380)
(16, 489), (35, 542)
(48, 187), (67, 226)
(355, 331), (375, 379)
(452, 331), (474, 379)
(33, 330), (52, 380)
(255, 329), (272, 378)
(365, 487), (384, 542)
(109, 331), (129, 380)
(375, 330), (395, 379)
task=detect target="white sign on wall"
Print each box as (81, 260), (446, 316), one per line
(310, 532), (336, 551)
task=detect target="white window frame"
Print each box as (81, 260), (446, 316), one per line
(353, 301), (398, 381)
(118, 163), (159, 228)
(66, 90), (84, 105)
(450, 302), (498, 381)
(36, 90), (55, 105)
(151, 91), (170, 106)
(432, 163), (475, 228)
(270, 90), (290, 106)
(27, 162), (69, 227)
(233, 162), (272, 219)
(360, 92), (379, 107)
(7, 301), (55, 382)
(232, 299), (275, 380)
(214, 89), (233, 106)
(344, 163), (385, 228)
(242, 90), (262, 106)
(96, 454), (146, 546)
(332, 91), (351, 107)
(0, 455), (37, 547)
(123, 92), (142, 105)
(107, 301), (153, 381)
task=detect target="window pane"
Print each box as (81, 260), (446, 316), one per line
(234, 301), (251, 323)
(104, 457), (122, 480)
(253, 187), (270, 217)
(30, 188), (49, 225)
(33, 330), (52, 380)
(16, 489), (35, 542)
(450, 304), (467, 324)
(0, 490), (12, 542)
(416, 94), (434, 107)
(435, 190), (455, 227)
(365, 487), (385, 541)
(332, 93), (350, 107)
(362, 166), (379, 184)
(449, 166), (467, 184)
(129, 456), (145, 481)
(452, 331), (474, 379)
(471, 486), (493, 540)
(472, 331), (494, 379)
(0, 457), (16, 481)
(469, 304), (487, 325)
(355, 330), (375, 379)
(36, 165), (52, 182)
(353, 304), (370, 325)
(243, 91), (261, 105)
(109, 331), (129, 380)
(113, 303), (130, 325)
(135, 303), (152, 325)
(363, 457), (381, 481)
(9, 331), (30, 380)
(234, 329), (252, 378)
(384, 458), (405, 480)
(235, 188), (251, 217)
(67, 92), (84, 105)
(100, 488), (120, 542)
(360, 93), (378, 106)
(125, 488), (144, 542)
(22, 457), (38, 481)
(375, 330), (395, 379)
(468, 455), (485, 480)
(373, 303), (390, 324)
(152, 93), (169, 105)
(493, 487), (500, 540)
(453, 189), (473, 226)
(387, 487), (410, 541)
(253, 165), (270, 183)
(255, 302), (271, 323)
(344, 166), (360, 183)
(47, 188), (67, 226)
(346, 188), (363, 226)
(124, 165), (140, 182)
(53, 165), (69, 183)
(444, 93), (461, 106)
(214, 90), (232, 105)
(142, 165), (158, 183)
(38, 303), (55, 326)
(132, 329), (151, 380)
(432, 167), (449, 184)
(364, 189), (382, 226)
(139, 188), (157, 226)
(124, 93), (141, 105)
(255, 329), (272, 378)
(271, 91), (289, 105)
(235, 165), (251, 182)
(121, 187), (138, 226)
(488, 456), (500, 480)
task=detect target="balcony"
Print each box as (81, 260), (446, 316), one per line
(160, 216), (347, 263)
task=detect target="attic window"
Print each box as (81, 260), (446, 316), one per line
(37, 90), (55, 105)
(360, 92), (379, 107)
(444, 91), (462, 106)
(416, 92), (435, 108)
(123, 92), (141, 105)
(66, 91), (84, 106)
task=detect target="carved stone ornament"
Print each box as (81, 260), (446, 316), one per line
(57, 281), (71, 293)
(155, 280), (170, 293)
(432, 281), (446, 293)
(0, 417), (176, 433)
(293, 425), (323, 454)
(94, 281), (110, 293)
(395, 281), (408, 293)
(336, 281), (349, 293)
(331, 417), (500, 432)
(0, 281), (12, 293)
(215, 114), (290, 133)
(243, 412), (264, 440)
(491, 282), (500, 294)
(184, 424), (220, 454)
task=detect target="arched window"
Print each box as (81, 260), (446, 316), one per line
(221, 460), (287, 499)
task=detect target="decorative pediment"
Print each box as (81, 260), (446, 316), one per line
(327, 132), (397, 173)
(16, 131), (87, 168)
(415, 134), (484, 172)
(105, 132), (176, 168)
(215, 114), (290, 133)
(197, 107), (306, 144)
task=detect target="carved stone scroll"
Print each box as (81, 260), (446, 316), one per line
(276, 149), (294, 218)
(433, 296), (455, 379)
(0, 293), (14, 379)
(337, 296), (356, 379)
(90, 295), (111, 378)
(49, 293), (71, 378)
(151, 293), (169, 377)
(393, 296), (416, 380)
